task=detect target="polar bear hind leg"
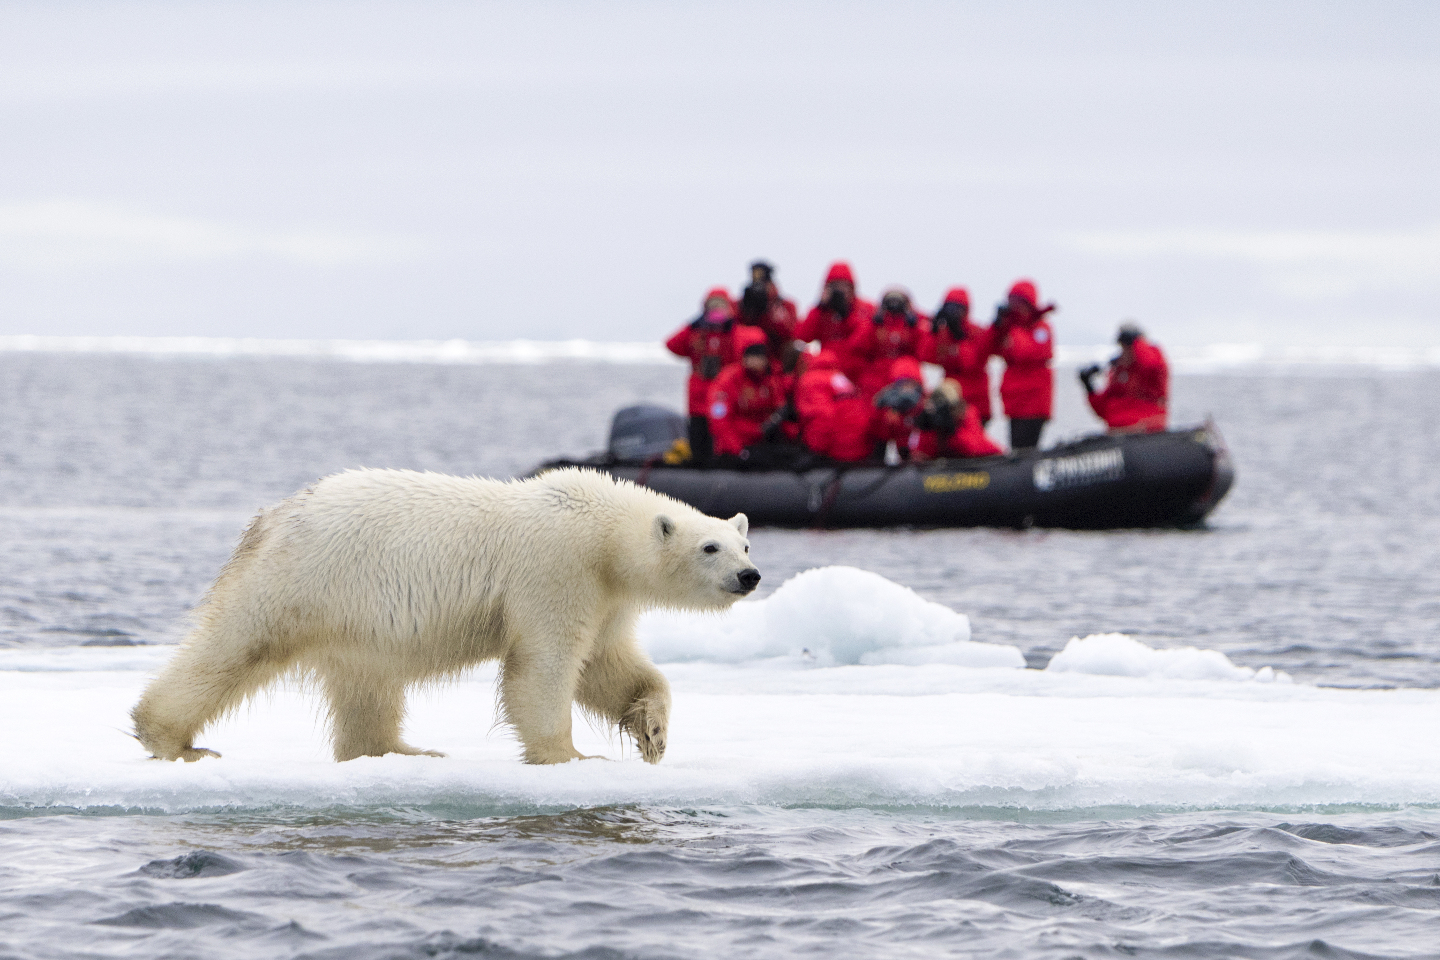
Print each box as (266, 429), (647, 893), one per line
(319, 666), (444, 761)
(131, 620), (295, 762)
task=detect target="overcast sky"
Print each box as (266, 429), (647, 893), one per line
(1, 0), (1437, 349)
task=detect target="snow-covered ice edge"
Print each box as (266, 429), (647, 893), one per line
(4, 567), (1435, 817)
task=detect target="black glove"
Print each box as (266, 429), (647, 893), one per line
(740, 284), (768, 320)
(1078, 364), (1102, 394)
(933, 302), (965, 339)
(761, 403), (792, 441)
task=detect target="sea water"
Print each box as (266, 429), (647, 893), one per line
(2, 352), (1439, 959)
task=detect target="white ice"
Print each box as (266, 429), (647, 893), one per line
(1045, 633), (1292, 683)
(3, 569), (1438, 816)
(639, 566), (1021, 669)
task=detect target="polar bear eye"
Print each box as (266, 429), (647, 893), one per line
(703, 543), (719, 554)
(744, 545), (749, 553)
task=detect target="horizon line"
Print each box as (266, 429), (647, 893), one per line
(1, 335), (1438, 373)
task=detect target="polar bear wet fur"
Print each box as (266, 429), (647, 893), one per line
(131, 467), (759, 764)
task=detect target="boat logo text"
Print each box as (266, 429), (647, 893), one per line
(923, 471), (991, 493)
(1033, 448), (1125, 492)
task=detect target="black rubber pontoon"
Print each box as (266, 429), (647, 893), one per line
(538, 419), (1234, 530)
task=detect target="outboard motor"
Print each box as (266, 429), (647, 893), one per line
(608, 405), (687, 463)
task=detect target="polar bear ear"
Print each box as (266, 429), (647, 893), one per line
(653, 514), (675, 542)
(729, 513), (749, 537)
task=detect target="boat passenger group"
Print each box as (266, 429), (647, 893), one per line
(665, 260), (1170, 466)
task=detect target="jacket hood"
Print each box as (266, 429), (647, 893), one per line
(702, 287), (735, 310)
(731, 324), (768, 355)
(824, 262), (855, 285)
(942, 286), (970, 306)
(1008, 280), (1038, 307)
(888, 356), (923, 385)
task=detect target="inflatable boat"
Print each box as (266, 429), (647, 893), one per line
(536, 406), (1235, 530)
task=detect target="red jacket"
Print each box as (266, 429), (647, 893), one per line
(707, 362), (786, 456)
(997, 316), (1054, 419)
(665, 288), (739, 415)
(1088, 337), (1169, 432)
(738, 286), (800, 360)
(913, 405), (1004, 460)
(921, 287), (993, 422)
(796, 299), (875, 370)
(848, 308), (929, 400)
(794, 349), (873, 462)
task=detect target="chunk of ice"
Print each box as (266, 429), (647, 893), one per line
(638, 566), (1024, 669)
(1045, 633), (1292, 682)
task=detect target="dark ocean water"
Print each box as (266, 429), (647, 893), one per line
(2, 353), (1439, 959)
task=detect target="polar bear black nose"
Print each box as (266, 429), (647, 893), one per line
(737, 568), (761, 591)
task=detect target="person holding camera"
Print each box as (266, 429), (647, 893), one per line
(793, 348), (875, 462)
(737, 260), (800, 362)
(868, 358), (929, 461)
(848, 287), (928, 401)
(1079, 323), (1169, 433)
(706, 335), (788, 459)
(993, 279), (1057, 450)
(795, 261), (875, 373)
(920, 286), (995, 425)
(910, 379), (1004, 460)
(665, 287), (740, 462)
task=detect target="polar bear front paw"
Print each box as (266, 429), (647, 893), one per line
(174, 747), (221, 762)
(621, 697), (668, 764)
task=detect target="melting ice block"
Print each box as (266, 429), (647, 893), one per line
(1046, 633), (1291, 682)
(638, 565), (1025, 669)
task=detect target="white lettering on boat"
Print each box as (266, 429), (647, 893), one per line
(1033, 448), (1125, 492)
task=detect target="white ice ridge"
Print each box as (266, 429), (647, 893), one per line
(1046, 633), (1291, 683)
(1, 335), (1438, 371)
(639, 566), (1022, 669)
(0, 335), (674, 365)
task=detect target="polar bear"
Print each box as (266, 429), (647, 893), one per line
(131, 467), (758, 765)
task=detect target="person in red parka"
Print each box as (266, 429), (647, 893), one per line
(920, 287), (995, 424)
(910, 380), (1004, 460)
(737, 260), (800, 363)
(707, 341), (787, 459)
(665, 287), (740, 462)
(993, 279), (1057, 450)
(847, 287), (928, 401)
(868, 357), (928, 461)
(793, 348), (875, 462)
(1080, 323), (1169, 433)
(794, 261), (875, 373)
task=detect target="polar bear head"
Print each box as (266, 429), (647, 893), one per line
(649, 510), (760, 610)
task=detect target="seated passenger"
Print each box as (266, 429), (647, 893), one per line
(848, 287), (928, 401)
(911, 380), (1004, 460)
(738, 260), (800, 363)
(707, 340), (787, 458)
(665, 287), (738, 461)
(795, 262), (875, 373)
(794, 348), (875, 462)
(868, 357), (927, 461)
(1079, 323), (1169, 433)
(920, 287), (995, 424)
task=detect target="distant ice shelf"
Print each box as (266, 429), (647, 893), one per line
(1, 335), (1438, 372)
